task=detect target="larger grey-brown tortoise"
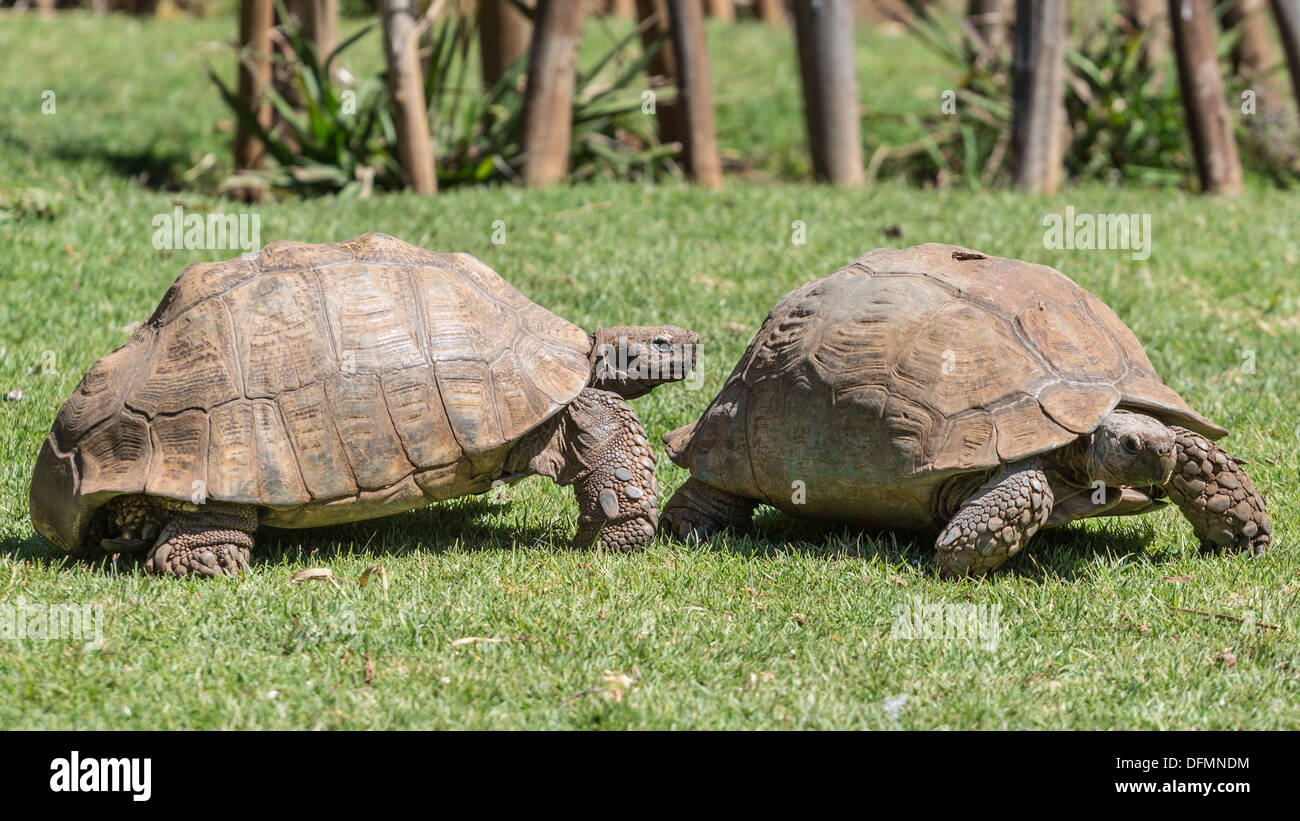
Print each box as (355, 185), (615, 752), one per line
(659, 244), (1270, 577)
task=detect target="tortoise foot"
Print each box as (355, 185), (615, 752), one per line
(575, 513), (657, 553)
(99, 494), (162, 555)
(144, 506), (258, 578)
(659, 477), (756, 541)
(1165, 427), (1271, 556)
(146, 541), (250, 577)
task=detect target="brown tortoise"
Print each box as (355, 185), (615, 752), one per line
(660, 244), (1271, 577)
(29, 233), (697, 576)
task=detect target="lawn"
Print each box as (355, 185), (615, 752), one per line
(0, 10), (1297, 730)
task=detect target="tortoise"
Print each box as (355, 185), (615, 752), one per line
(659, 244), (1271, 577)
(29, 233), (697, 577)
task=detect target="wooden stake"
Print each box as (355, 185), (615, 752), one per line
(1123, 0), (1169, 80)
(1274, 0), (1300, 121)
(705, 0), (734, 21)
(604, 0), (637, 17)
(520, 0), (585, 186)
(637, 0), (723, 184)
(304, 0), (339, 65)
(1225, 0), (1292, 159)
(1224, 1), (1280, 88)
(235, 0), (275, 172)
(381, 0), (438, 193)
(1010, 0), (1066, 192)
(755, 0), (786, 24)
(479, 0), (533, 90)
(636, 0), (683, 147)
(1169, 0), (1243, 194)
(967, 0), (1008, 53)
(793, 0), (864, 186)
(666, 0), (724, 186)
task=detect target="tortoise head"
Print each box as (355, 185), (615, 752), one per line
(589, 325), (698, 400)
(1086, 410), (1177, 487)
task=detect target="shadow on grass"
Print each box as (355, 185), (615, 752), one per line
(50, 142), (195, 192)
(690, 506), (1172, 582)
(0, 531), (53, 565)
(0, 495), (559, 576)
(255, 496), (557, 565)
(1, 131), (198, 192)
(4, 494), (1174, 582)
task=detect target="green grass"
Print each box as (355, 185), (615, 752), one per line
(1, 12), (1298, 729)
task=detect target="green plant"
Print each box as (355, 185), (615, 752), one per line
(208, 8), (678, 196)
(864, 6), (1013, 189)
(422, 9), (678, 185)
(1062, 15), (1191, 186)
(208, 18), (400, 196)
(872, 6), (1201, 189)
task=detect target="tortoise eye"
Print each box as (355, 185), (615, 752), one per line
(1121, 434), (1142, 454)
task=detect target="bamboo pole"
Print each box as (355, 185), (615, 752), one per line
(792, 0), (864, 186)
(1274, 0), (1300, 121)
(1169, 0), (1243, 194)
(665, 0), (724, 186)
(235, 0), (275, 172)
(520, 0), (585, 186)
(480, 0), (533, 90)
(381, 0), (438, 193)
(1010, 0), (1066, 192)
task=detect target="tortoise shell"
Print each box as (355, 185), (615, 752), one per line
(30, 233), (593, 551)
(664, 244), (1226, 527)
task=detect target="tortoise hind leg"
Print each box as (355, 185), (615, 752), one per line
(145, 503), (259, 577)
(659, 477), (756, 540)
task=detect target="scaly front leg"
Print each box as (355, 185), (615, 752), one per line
(932, 461), (1054, 578)
(563, 389), (660, 551)
(1164, 427), (1271, 556)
